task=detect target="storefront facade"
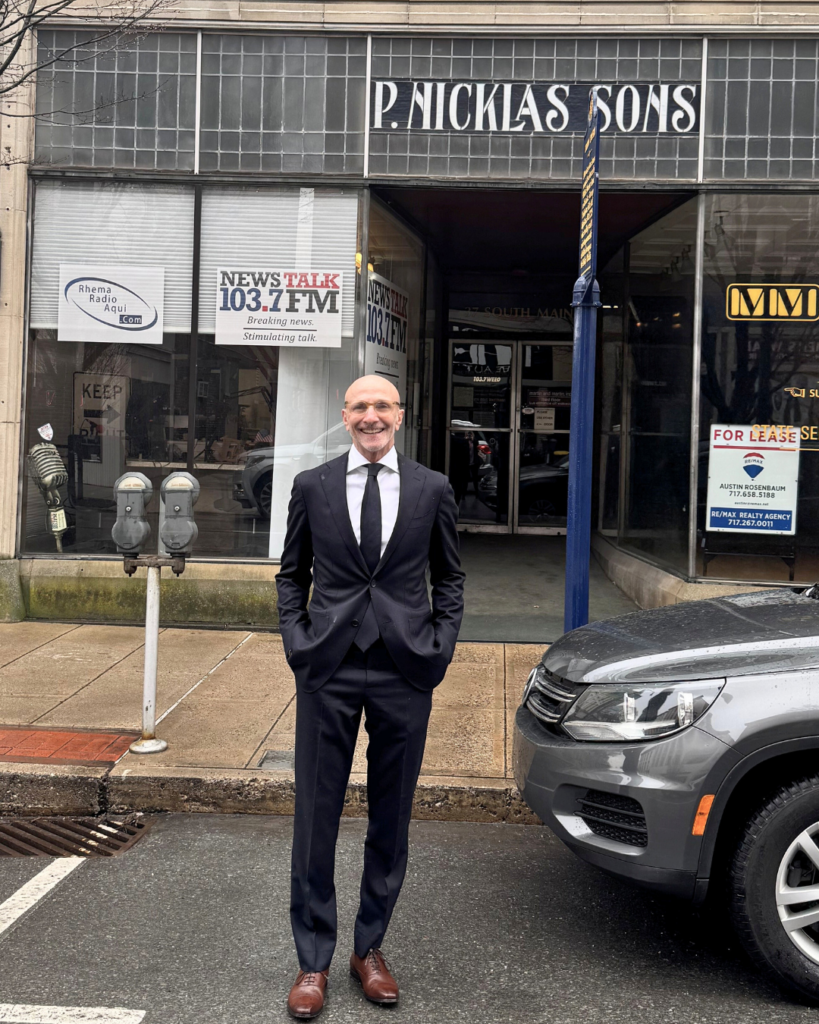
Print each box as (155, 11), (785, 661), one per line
(2, 13), (819, 629)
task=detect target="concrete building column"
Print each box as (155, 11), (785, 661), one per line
(0, 33), (34, 620)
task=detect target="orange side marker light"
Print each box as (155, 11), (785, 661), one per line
(692, 794), (715, 836)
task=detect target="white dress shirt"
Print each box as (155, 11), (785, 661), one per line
(346, 444), (400, 558)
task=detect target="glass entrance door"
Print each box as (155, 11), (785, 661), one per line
(447, 340), (573, 533)
(515, 342), (572, 533)
(447, 340), (514, 530)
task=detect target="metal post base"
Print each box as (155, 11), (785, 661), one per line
(129, 737), (169, 755)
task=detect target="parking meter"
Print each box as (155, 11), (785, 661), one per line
(112, 472), (153, 555)
(160, 472), (200, 556)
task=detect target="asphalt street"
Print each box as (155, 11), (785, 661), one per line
(0, 814), (815, 1024)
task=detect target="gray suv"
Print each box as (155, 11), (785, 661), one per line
(513, 588), (819, 1002)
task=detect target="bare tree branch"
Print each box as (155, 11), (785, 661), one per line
(0, 0), (179, 101)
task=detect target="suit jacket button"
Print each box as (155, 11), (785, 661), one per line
(370, 580), (377, 588)
(351, 619), (359, 628)
(288, 649), (293, 658)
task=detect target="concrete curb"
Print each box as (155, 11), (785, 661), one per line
(0, 762), (107, 816)
(0, 763), (541, 825)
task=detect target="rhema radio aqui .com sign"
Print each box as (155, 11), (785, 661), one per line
(371, 81), (699, 135)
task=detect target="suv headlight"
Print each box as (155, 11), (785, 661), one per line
(561, 680), (724, 742)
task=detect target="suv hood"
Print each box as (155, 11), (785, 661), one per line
(544, 589), (819, 684)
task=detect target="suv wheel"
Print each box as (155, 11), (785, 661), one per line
(731, 777), (819, 1002)
(254, 474), (272, 519)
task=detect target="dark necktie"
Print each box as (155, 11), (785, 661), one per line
(359, 463), (383, 573)
(354, 462), (383, 652)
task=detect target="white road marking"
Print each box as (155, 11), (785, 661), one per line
(0, 858), (84, 938)
(0, 1005), (144, 1023)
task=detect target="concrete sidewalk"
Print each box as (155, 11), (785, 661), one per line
(0, 622), (542, 823)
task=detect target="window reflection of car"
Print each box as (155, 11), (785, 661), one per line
(480, 455), (570, 519)
(233, 421), (350, 518)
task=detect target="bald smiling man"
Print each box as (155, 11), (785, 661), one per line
(276, 375), (465, 1019)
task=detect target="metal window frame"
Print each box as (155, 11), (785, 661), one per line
(687, 191), (707, 578)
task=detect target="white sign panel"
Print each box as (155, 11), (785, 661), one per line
(365, 272), (408, 400)
(706, 424), (800, 535)
(58, 265), (164, 344)
(534, 408), (556, 431)
(215, 268), (343, 347)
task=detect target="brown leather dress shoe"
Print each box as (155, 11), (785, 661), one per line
(287, 969), (329, 1019)
(349, 948), (399, 1005)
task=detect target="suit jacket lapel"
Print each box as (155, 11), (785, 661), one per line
(319, 452), (369, 575)
(376, 454), (425, 574)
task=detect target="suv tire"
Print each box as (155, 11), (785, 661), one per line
(254, 473), (272, 519)
(730, 777), (819, 1003)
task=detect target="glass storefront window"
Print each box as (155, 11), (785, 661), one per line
(21, 179), (386, 561)
(23, 180), (195, 556)
(196, 186), (360, 558)
(599, 198), (698, 573)
(699, 194), (819, 582)
(22, 332), (192, 555)
(366, 199), (426, 461)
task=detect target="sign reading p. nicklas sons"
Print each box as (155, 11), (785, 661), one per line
(371, 81), (699, 134)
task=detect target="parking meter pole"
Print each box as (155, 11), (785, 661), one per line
(129, 565), (168, 755)
(564, 277), (600, 634)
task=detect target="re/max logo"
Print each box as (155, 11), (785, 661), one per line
(726, 283), (819, 321)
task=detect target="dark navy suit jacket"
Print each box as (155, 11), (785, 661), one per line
(276, 450), (465, 692)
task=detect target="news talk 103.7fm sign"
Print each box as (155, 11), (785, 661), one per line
(215, 268), (343, 347)
(371, 81), (699, 135)
(706, 425), (801, 536)
(364, 272), (409, 400)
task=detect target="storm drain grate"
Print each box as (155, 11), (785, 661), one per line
(0, 817), (152, 857)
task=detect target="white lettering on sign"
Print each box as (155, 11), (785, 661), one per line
(371, 80), (699, 135)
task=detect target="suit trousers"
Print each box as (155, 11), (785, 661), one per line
(290, 639), (433, 972)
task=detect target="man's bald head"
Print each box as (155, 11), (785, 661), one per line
(344, 375), (400, 406)
(342, 375), (404, 463)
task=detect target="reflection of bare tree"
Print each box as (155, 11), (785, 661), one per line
(702, 309), (811, 424)
(701, 204), (812, 424)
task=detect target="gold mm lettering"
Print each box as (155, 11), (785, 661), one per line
(726, 283), (819, 322)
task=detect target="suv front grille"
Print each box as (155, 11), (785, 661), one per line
(524, 666), (584, 727)
(576, 789), (648, 848)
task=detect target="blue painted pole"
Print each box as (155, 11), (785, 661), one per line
(564, 276), (601, 633)
(564, 88), (601, 635)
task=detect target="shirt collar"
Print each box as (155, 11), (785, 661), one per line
(347, 444), (399, 474)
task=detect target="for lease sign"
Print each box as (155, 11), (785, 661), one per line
(706, 424), (800, 535)
(215, 268), (343, 347)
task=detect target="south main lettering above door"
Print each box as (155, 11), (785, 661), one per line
(371, 81), (699, 135)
